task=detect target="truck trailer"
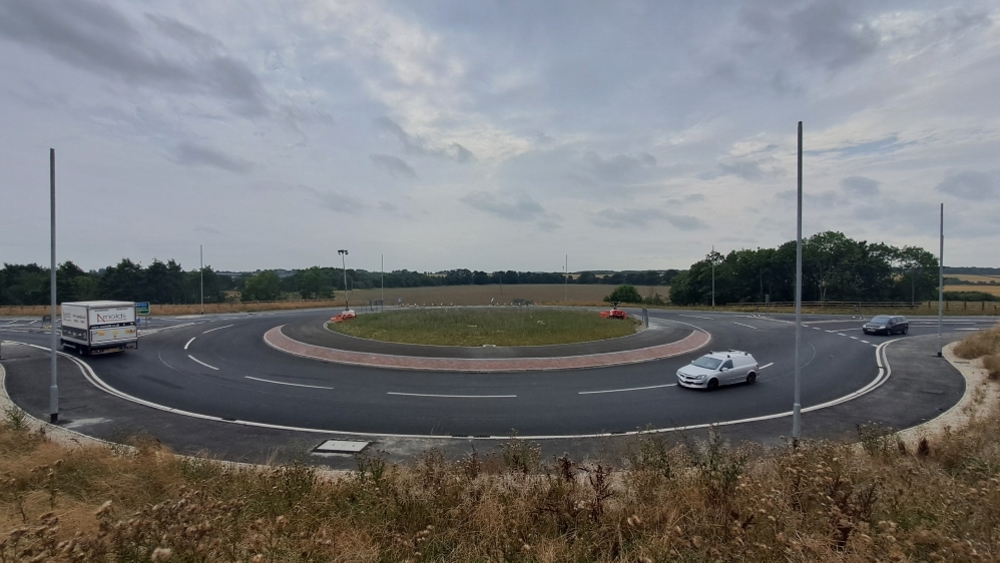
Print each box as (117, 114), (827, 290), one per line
(60, 300), (138, 355)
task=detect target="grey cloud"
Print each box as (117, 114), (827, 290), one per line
(195, 225), (223, 235)
(370, 154), (417, 179)
(373, 117), (475, 163)
(592, 208), (707, 231)
(0, 0), (268, 115)
(841, 175), (880, 196)
(935, 170), (999, 200)
(172, 142), (253, 174)
(665, 193), (707, 206)
(774, 189), (848, 207)
(146, 14), (222, 55)
(740, 1), (880, 70)
(711, 159), (785, 182)
(311, 190), (365, 215)
(461, 192), (544, 221)
(807, 135), (917, 159)
(586, 152), (657, 183)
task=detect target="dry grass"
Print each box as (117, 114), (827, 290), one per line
(5, 371), (1000, 561)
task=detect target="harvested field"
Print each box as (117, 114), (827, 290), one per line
(945, 284), (1000, 296)
(0, 285), (668, 316)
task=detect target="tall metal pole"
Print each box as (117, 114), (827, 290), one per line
(938, 203), (944, 357)
(199, 244), (204, 315)
(338, 249), (349, 310)
(793, 121), (803, 443)
(711, 245), (716, 308)
(564, 254), (568, 303)
(49, 148), (59, 424)
(381, 254), (384, 312)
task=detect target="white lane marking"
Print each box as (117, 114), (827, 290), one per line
(27, 320), (38, 325)
(732, 321), (758, 330)
(679, 314), (713, 320)
(850, 336), (859, 340)
(387, 392), (516, 399)
(184, 337), (195, 350)
(956, 328), (981, 331)
(245, 376), (334, 390)
(812, 327), (822, 330)
(861, 340), (870, 344)
(202, 324), (234, 334)
(579, 382), (677, 395)
(187, 355), (219, 371)
(758, 362), (774, 370)
(871, 344), (878, 348)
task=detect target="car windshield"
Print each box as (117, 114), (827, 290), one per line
(691, 356), (723, 370)
(870, 315), (892, 323)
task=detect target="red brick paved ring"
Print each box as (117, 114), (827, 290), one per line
(264, 324), (711, 372)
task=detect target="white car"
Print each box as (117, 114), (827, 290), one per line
(676, 350), (759, 390)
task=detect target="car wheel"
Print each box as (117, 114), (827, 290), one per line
(746, 372), (756, 384)
(903, 327), (908, 335)
(707, 378), (719, 390)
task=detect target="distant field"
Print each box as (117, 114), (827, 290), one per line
(344, 284), (667, 308)
(945, 284), (1000, 296)
(950, 274), (1000, 284)
(0, 285), (668, 316)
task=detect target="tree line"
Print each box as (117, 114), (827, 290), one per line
(669, 231), (940, 306)
(0, 261), (678, 306)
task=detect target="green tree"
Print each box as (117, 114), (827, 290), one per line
(98, 259), (144, 301)
(297, 266), (334, 299)
(242, 271), (282, 301)
(604, 285), (643, 304)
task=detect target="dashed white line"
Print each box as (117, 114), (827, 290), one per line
(732, 321), (758, 330)
(861, 340), (870, 344)
(838, 333), (848, 337)
(758, 362), (774, 370)
(187, 355), (219, 371)
(387, 392), (516, 399)
(184, 337), (196, 350)
(850, 336), (859, 340)
(202, 324), (234, 334)
(579, 382), (677, 395)
(679, 314), (713, 320)
(245, 376), (334, 390)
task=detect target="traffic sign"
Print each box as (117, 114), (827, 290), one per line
(136, 302), (150, 315)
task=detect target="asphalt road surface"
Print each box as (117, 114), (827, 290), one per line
(3, 308), (991, 443)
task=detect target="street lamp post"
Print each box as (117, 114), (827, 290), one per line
(338, 249), (349, 310)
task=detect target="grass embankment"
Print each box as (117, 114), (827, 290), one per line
(2, 325), (1000, 561)
(327, 308), (641, 346)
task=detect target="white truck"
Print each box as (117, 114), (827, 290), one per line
(60, 300), (139, 355)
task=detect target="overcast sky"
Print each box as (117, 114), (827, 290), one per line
(2, 1), (998, 273)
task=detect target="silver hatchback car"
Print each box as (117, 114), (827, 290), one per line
(676, 350), (759, 390)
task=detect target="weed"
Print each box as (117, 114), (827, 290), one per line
(2, 405), (27, 431)
(857, 423), (902, 459)
(501, 432), (541, 474)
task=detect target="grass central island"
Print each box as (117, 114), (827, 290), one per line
(326, 307), (640, 346)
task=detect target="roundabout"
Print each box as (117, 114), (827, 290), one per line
(2, 307), (983, 456)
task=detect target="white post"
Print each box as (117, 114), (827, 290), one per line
(381, 254), (384, 313)
(564, 254), (568, 303)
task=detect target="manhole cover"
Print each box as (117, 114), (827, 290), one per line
(313, 440), (369, 454)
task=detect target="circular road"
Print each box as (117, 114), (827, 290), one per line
(5, 307), (982, 440)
